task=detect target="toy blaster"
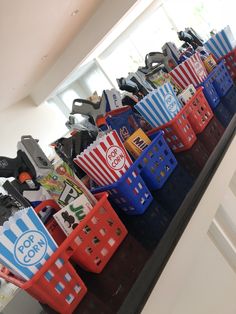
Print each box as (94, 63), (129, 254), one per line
(178, 27), (204, 50)
(0, 135), (52, 189)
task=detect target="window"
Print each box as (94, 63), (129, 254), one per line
(60, 89), (79, 109)
(51, 0), (236, 116)
(79, 63), (113, 95)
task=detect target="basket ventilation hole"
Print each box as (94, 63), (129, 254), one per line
(64, 273), (72, 282)
(116, 228), (122, 236)
(132, 171), (137, 178)
(100, 228), (106, 236)
(74, 285), (81, 294)
(126, 177), (132, 185)
(101, 248), (108, 256)
(83, 225), (91, 234)
(66, 246), (74, 255)
(100, 207), (106, 214)
(86, 247), (93, 255)
(108, 238), (115, 247)
(66, 294), (75, 304)
(138, 182), (143, 189)
(148, 151), (154, 157)
(107, 219), (114, 226)
(160, 171), (165, 177)
(140, 197), (145, 204)
(92, 236), (100, 245)
(145, 193), (150, 198)
(74, 236), (82, 246)
(138, 164), (143, 170)
(94, 257), (102, 265)
(91, 216), (98, 224)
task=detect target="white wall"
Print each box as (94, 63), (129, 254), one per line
(171, 235), (236, 314)
(0, 97), (68, 157)
(30, 0), (153, 105)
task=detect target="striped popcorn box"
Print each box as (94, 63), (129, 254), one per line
(74, 130), (133, 186)
(169, 52), (208, 89)
(0, 207), (58, 280)
(204, 26), (236, 59)
(134, 82), (182, 128)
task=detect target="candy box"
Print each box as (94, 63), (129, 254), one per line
(53, 194), (93, 236)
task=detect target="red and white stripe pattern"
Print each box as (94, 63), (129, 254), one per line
(169, 52), (208, 89)
(74, 130), (133, 186)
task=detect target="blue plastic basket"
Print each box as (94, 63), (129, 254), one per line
(221, 85), (236, 114)
(213, 101), (233, 128)
(92, 167), (153, 215)
(200, 76), (220, 109)
(210, 60), (233, 97)
(134, 131), (178, 190)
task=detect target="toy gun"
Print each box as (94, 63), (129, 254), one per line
(71, 94), (107, 126)
(178, 27), (204, 49)
(145, 51), (169, 72)
(0, 135), (53, 189)
(51, 122), (97, 179)
(117, 77), (145, 101)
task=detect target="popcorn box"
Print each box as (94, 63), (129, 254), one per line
(74, 131), (133, 186)
(0, 207), (58, 280)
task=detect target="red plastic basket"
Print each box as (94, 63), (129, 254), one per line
(182, 87), (214, 134)
(218, 48), (236, 81)
(36, 193), (128, 274)
(0, 242), (87, 314)
(0, 193), (127, 313)
(147, 106), (197, 153)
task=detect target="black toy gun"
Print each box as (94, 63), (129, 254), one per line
(178, 27), (204, 50)
(0, 135), (52, 188)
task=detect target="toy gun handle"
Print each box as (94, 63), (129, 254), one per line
(0, 151), (34, 180)
(0, 156), (19, 178)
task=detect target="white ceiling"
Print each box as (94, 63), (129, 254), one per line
(0, 0), (103, 109)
